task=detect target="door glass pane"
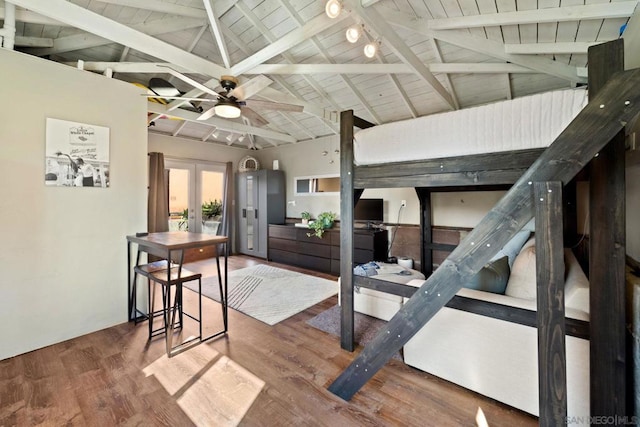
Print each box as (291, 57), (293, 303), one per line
(246, 176), (254, 250)
(168, 168), (190, 231)
(200, 170), (224, 235)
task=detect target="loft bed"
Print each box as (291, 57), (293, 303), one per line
(330, 39), (636, 423)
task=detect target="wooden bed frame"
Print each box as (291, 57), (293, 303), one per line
(330, 40), (634, 423)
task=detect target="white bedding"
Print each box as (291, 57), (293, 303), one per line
(354, 88), (588, 165)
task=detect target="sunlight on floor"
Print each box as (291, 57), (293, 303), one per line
(143, 345), (265, 426)
(476, 407), (489, 427)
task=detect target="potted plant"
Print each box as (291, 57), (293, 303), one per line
(307, 211), (336, 238)
(301, 211), (311, 225)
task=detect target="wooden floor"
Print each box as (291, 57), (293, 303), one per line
(0, 255), (537, 426)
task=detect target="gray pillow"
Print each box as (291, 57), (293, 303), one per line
(465, 256), (511, 294)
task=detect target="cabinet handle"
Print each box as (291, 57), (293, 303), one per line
(254, 209), (258, 219)
(242, 208), (246, 218)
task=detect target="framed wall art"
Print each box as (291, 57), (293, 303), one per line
(45, 118), (110, 188)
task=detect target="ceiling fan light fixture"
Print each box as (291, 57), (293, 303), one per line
(346, 25), (362, 43)
(364, 41), (379, 58)
(214, 99), (241, 118)
(325, 0), (342, 19)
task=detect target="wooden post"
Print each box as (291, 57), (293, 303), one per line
(588, 39), (628, 420)
(340, 110), (356, 351)
(534, 181), (567, 425)
(415, 188), (432, 276)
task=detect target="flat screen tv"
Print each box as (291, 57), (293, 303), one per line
(354, 198), (383, 227)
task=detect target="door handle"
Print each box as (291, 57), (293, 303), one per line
(242, 208), (246, 218)
(254, 209), (258, 219)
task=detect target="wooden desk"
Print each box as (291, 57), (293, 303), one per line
(126, 231), (229, 353)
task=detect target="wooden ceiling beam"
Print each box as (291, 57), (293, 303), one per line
(24, 16), (207, 57)
(230, 8), (349, 75)
(429, 2), (638, 30)
(92, 0), (238, 19)
(505, 41), (607, 54)
(202, 0), (231, 68)
(346, 0), (457, 110)
(11, 0), (230, 78)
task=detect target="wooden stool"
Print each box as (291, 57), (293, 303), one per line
(134, 263), (202, 356)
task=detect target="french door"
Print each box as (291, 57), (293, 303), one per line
(165, 159), (225, 236)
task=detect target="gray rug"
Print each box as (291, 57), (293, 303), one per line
(185, 265), (338, 326)
(306, 304), (402, 361)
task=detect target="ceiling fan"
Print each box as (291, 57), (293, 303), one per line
(152, 67), (304, 127)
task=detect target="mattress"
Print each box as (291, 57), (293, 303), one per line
(353, 88), (588, 165)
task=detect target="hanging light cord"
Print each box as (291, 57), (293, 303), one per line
(388, 204), (404, 258)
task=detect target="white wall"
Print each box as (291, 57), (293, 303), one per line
(0, 50), (147, 360)
(257, 136), (506, 227)
(148, 132), (249, 165)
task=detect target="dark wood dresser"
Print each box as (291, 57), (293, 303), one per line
(268, 224), (388, 275)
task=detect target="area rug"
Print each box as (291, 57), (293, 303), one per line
(306, 304), (402, 361)
(185, 265), (338, 326)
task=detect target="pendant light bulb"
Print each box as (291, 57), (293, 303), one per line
(364, 41), (379, 58)
(325, 0), (342, 19)
(346, 25), (362, 43)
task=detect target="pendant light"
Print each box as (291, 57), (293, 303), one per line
(346, 24), (362, 43)
(325, 0), (342, 19)
(364, 41), (379, 58)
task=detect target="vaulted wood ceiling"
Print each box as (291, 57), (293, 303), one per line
(3, 0), (638, 149)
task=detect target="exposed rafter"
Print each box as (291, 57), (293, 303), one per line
(428, 2), (638, 30)
(278, 0), (382, 124)
(92, 0), (239, 19)
(505, 41), (605, 55)
(202, 0), (231, 68)
(379, 4), (587, 83)
(14, 36), (53, 48)
(429, 39), (459, 111)
(230, 7), (349, 76)
(11, 0), (231, 78)
(345, 0), (457, 110)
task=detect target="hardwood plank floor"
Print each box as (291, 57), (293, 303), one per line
(0, 256), (537, 426)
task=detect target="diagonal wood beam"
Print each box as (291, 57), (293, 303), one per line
(329, 67), (640, 400)
(25, 16), (206, 56)
(345, 0), (457, 110)
(379, 5), (587, 83)
(230, 9), (349, 75)
(147, 102), (296, 143)
(431, 30), (585, 83)
(203, 0), (231, 68)
(14, 36), (53, 48)
(278, 0), (381, 124)
(428, 2), (638, 30)
(11, 0), (230, 78)
(429, 39), (459, 111)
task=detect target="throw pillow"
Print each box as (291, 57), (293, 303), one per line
(504, 239), (537, 300)
(490, 229), (531, 269)
(465, 256), (510, 294)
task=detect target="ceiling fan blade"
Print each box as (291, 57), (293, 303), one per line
(231, 75), (273, 100)
(245, 99), (304, 112)
(158, 66), (220, 98)
(143, 95), (218, 103)
(197, 107), (217, 121)
(241, 106), (269, 127)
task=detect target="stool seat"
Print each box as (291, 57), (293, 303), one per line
(145, 266), (201, 285)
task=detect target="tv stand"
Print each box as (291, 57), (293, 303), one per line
(268, 224), (388, 275)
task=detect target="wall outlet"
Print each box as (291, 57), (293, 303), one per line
(401, 200), (407, 207)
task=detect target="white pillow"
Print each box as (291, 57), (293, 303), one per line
(504, 238), (537, 300)
(564, 249), (590, 315)
(490, 229), (531, 269)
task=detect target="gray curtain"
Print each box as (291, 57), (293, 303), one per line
(218, 161), (233, 254)
(148, 152), (169, 233)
